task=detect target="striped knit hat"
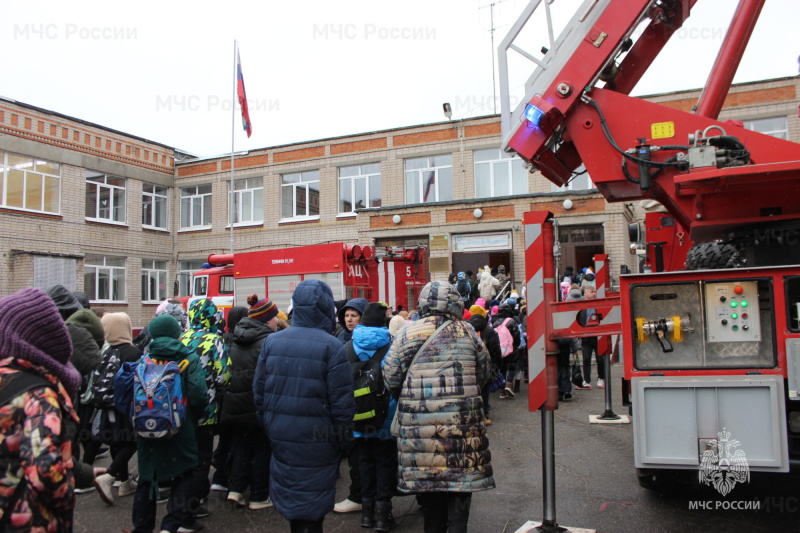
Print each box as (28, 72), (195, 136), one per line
(247, 294), (279, 323)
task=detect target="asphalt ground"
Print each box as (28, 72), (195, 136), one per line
(74, 362), (800, 532)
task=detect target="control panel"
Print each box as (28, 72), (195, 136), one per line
(704, 281), (761, 343)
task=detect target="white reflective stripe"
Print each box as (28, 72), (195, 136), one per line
(526, 268), (544, 312)
(387, 261), (396, 307)
(594, 259), (605, 297)
(604, 305), (622, 324)
(525, 223), (542, 250)
(378, 263), (387, 303)
(528, 336), (545, 380)
(552, 310), (577, 330)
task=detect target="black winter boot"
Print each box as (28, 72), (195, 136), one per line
(374, 501), (395, 532)
(361, 503), (375, 528)
(514, 379), (521, 393)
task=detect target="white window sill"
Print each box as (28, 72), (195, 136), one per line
(336, 213), (357, 219)
(178, 226), (212, 233)
(225, 221), (264, 229)
(279, 215), (321, 224)
(142, 225), (169, 232)
(85, 218), (128, 227)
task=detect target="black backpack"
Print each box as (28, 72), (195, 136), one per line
(89, 345), (123, 408)
(345, 343), (391, 434)
(456, 279), (471, 301)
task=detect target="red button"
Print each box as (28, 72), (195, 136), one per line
(742, 313), (748, 320)
(734, 285), (744, 294)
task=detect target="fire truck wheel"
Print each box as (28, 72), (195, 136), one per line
(685, 242), (743, 270)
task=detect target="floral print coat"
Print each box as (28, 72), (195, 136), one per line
(0, 357), (79, 532)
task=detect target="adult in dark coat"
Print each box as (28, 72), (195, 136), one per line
(469, 305), (501, 422)
(221, 297), (280, 509)
(335, 297), (368, 344)
(253, 280), (355, 533)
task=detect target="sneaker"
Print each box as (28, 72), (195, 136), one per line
(94, 473), (115, 505)
(118, 476), (138, 498)
(210, 483), (228, 492)
(74, 485), (96, 494)
(484, 418), (492, 426)
(499, 390), (508, 399)
(597, 379), (605, 389)
(227, 492), (246, 508)
(504, 386), (516, 398)
(195, 505), (211, 518)
(334, 498), (362, 513)
(177, 520), (205, 532)
(248, 497), (273, 510)
(575, 381), (592, 390)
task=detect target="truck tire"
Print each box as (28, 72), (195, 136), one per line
(685, 242), (742, 270)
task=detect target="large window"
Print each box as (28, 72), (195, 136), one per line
(177, 260), (205, 298)
(229, 177), (264, 225)
(84, 254), (126, 302)
(141, 259), (168, 303)
(0, 151), (61, 214)
(339, 163), (381, 214)
(281, 170), (320, 219)
(86, 171), (126, 223)
(142, 184), (168, 230)
(742, 116), (787, 139)
(180, 184), (212, 229)
(474, 148), (529, 198)
(404, 155), (453, 204)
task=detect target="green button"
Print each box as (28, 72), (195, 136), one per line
(731, 313), (738, 320)
(741, 301), (749, 308)
(730, 301), (738, 308)
(732, 325), (739, 331)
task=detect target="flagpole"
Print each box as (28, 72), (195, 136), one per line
(230, 39), (237, 255)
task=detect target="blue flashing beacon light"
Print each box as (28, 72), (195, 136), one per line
(524, 103), (544, 128)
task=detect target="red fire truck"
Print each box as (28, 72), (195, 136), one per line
(186, 243), (428, 319)
(499, 0), (800, 495)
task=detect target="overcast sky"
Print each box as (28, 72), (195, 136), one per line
(3, 0), (798, 157)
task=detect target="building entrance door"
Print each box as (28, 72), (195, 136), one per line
(558, 224), (605, 279)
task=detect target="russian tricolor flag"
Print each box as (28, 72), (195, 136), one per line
(236, 49), (252, 138)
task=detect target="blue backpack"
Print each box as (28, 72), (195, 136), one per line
(128, 355), (188, 439)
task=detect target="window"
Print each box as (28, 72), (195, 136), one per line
(474, 148), (529, 197)
(34, 256), (77, 290)
(229, 177), (264, 225)
(177, 260), (205, 298)
(551, 164), (594, 192)
(339, 163), (381, 213)
(86, 171), (126, 223)
(0, 151), (61, 214)
(180, 184), (212, 229)
(742, 116), (787, 139)
(84, 254), (126, 302)
(141, 259), (168, 303)
(281, 170), (320, 219)
(142, 184), (168, 229)
(404, 155), (453, 204)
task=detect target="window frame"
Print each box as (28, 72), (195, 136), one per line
(280, 170), (321, 221)
(0, 151), (62, 215)
(404, 155), (453, 204)
(741, 116), (788, 140)
(84, 254), (126, 303)
(142, 183), (169, 230)
(180, 184), (213, 230)
(228, 177), (264, 226)
(473, 148), (529, 198)
(338, 163), (382, 215)
(141, 259), (168, 303)
(85, 171), (126, 224)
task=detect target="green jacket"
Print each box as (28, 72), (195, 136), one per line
(134, 337), (208, 484)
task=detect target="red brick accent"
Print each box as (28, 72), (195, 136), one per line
(393, 128), (457, 147)
(221, 153), (271, 171)
(11, 115), (18, 127)
(24, 117), (31, 130)
(73, 131), (79, 142)
(50, 124), (57, 136)
(37, 121), (44, 133)
(370, 212), (431, 228)
(465, 123), (501, 137)
(532, 197), (606, 215)
(658, 86), (795, 113)
(446, 205), (514, 223)
(331, 138), (388, 155)
(177, 161), (219, 177)
(274, 146), (325, 163)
